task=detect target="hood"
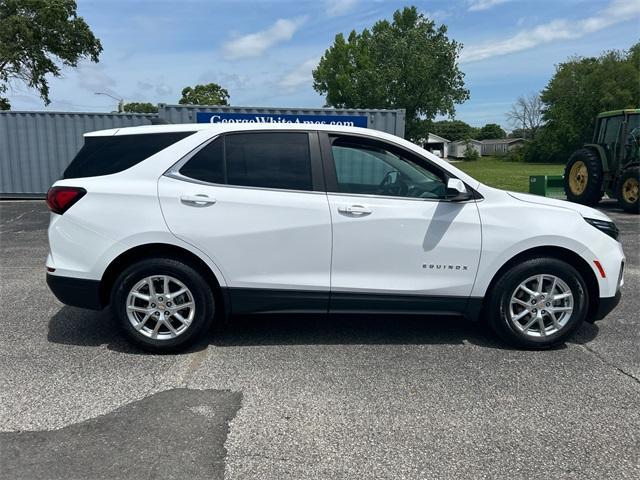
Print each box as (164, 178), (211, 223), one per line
(507, 191), (612, 222)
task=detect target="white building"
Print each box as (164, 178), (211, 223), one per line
(480, 138), (525, 156)
(424, 133), (450, 158)
(449, 139), (482, 158)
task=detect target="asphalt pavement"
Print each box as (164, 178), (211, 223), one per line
(0, 200), (638, 480)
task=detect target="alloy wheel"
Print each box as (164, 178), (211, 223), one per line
(126, 275), (196, 340)
(508, 274), (574, 338)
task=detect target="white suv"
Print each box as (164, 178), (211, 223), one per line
(46, 123), (624, 352)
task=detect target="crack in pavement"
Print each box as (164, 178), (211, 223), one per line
(577, 343), (640, 385)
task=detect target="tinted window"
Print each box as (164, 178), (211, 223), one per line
(596, 118), (607, 143)
(64, 132), (194, 179)
(603, 116), (623, 145)
(627, 114), (640, 144)
(331, 136), (446, 199)
(333, 145), (394, 186)
(179, 136), (224, 184)
(225, 133), (312, 191)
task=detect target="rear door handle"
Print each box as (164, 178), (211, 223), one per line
(180, 194), (216, 207)
(337, 205), (372, 216)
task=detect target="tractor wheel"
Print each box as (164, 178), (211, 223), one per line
(564, 148), (604, 206)
(616, 166), (640, 213)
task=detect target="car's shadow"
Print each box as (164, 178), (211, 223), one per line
(47, 306), (600, 354)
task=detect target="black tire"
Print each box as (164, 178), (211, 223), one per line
(616, 166), (640, 213)
(487, 258), (589, 349)
(111, 257), (215, 353)
(564, 148), (604, 206)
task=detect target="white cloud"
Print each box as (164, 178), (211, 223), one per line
(5, 93), (42, 107)
(73, 63), (118, 96)
(198, 71), (250, 91)
(461, 0), (640, 62)
(423, 9), (451, 22)
(280, 58), (320, 89)
(222, 16), (308, 60)
(326, 0), (358, 17)
(137, 80), (172, 98)
(155, 83), (172, 96)
(468, 0), (510, 12)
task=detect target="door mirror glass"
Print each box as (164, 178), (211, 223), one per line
(446, 178), (472, 202)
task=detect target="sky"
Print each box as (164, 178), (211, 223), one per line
(5, 0), (640, 129)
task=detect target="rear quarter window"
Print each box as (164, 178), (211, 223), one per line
(63, 132), (195, 179)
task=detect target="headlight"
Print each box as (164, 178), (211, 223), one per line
(584, 217), (619, 240)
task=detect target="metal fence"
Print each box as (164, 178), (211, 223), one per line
(0, 111), (156, 196)
(157, 104), (405, 138)
(0, 106), (405, 196)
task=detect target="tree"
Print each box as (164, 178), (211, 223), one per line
(463, 140), (480, 161)
(526, 42), (640, 163)
(477, 123), (506, 140)
(427, 119), (477, 142)
(179, 83), (229, 105)
(0, 97), (9, 110)
(312, 6), (469, 140)
(509, 128), (530, 139)
(0, 0), (102, 106)
(506, 93), (544, 139)
(123, 102), (158, 114)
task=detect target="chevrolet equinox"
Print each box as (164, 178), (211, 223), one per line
(45, 123), (624, 352)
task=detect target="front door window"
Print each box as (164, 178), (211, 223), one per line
(330, 136), (447, 200)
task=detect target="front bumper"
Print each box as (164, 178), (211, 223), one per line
(593, 290), (622, 322)
(46, 273), (103, 310)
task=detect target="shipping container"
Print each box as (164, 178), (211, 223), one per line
(0, 105), (405, 196)
(0, 111), (156, 196)
(157, 104), (405, 138)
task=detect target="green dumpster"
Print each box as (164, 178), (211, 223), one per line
(529, 175), (564, 198)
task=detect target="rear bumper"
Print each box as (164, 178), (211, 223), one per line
(46, 273), (103, 310)
(593, 290), (622, 321)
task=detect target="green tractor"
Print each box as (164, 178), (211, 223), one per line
(564, 109), (639, 213)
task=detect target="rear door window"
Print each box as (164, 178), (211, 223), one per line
(225, 132), (312, 191)
(179, 132), (313, 191)
(64, 132), (194, 179)
(179, 136), (224, 184)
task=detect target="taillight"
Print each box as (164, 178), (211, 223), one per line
(46, 186), (86, 215)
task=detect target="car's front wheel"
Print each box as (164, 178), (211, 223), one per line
(111, 257), (215, 352)
(487, 258), (589, 349)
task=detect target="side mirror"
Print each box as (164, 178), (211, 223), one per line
(446, 178), (472, 202)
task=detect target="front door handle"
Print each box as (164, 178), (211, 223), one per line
(180, 194), (216, 207)
(337, 205), (372, 216)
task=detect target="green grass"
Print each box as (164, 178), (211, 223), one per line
(453, 156), (564, 193)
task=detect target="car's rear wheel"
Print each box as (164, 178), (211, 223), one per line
(111, 258), (214, 352)
(487, 258), (588, 349)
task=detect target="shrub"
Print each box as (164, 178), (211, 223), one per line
(504, 145), (525, 162)
(522, 135), (564, 163)
(463, 140), (480, 161)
